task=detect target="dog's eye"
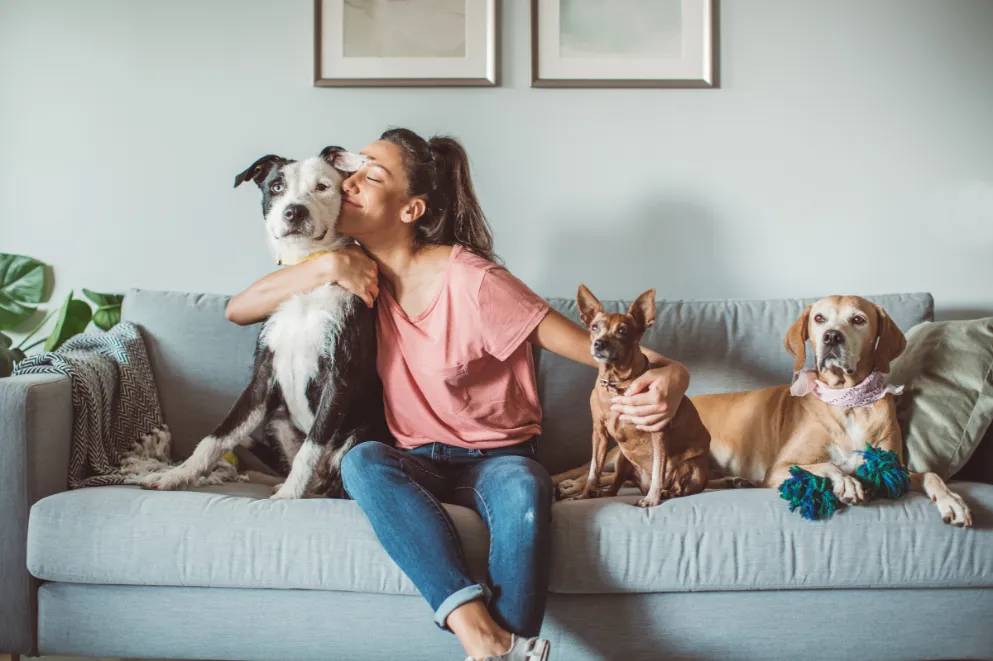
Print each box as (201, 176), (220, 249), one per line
(814, 314), (826, 323)
(316, 183), (329, 192)
(271, 183), (284, 193)
(852, 315), (867, 325)
(591, 323), (601, 333)
(616, 326), (628, 337)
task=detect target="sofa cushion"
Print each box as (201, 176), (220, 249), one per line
(888, 317), (993, 479)
(121, 289), (261, 460)
(27, 484), (489, 594)
(548, 483), (993, 594)
(536, 293), (934, 474)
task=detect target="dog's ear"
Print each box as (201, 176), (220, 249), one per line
(234, 155), (289, 189)
(784, 305), (812, 371)
(577, 284), (603, 328)
(872, 305), (906, 374)
(320, 146), (368, 173)
(627, 289), (656, 333)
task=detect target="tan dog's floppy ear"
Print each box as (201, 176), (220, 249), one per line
(627, 289), (656, 332)
(577, 284), (603, 328)
(873, 305), (906, 374)
(784, 305), (812, 371)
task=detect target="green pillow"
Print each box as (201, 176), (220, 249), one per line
(888, 317), (993, 479)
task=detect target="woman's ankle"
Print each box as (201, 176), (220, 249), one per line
(447, 600), (513, 659)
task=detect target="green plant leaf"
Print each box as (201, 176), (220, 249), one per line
(45, 291), (92, 352)
(82, 289), (124, 331)
(0, 331), (13, 377)
(0, 253), (46, 330)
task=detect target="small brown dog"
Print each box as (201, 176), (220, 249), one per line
(564, 285), (711, 507)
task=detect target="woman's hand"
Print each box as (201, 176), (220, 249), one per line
(326, 245), (379, 308)
(610, 359), (690, 432)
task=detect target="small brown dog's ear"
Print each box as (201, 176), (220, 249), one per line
(784, 305), (812, 371)
(577, 284), (603, 328)
(627, 289), (656, 332)
(873, 305), (906, 374)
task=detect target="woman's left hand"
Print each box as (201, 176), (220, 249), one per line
(610, 365), (688, 432)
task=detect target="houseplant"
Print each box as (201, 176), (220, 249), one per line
(0, 252), (122, 377)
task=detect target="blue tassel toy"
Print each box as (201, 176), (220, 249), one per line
(778, 466), (843, 521)
(855, 443), (910, 500)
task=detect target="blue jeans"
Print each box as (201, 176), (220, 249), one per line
(340, 439), (552, 637)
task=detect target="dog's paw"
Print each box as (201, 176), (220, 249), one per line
(636, 497), (661, 508)
(270, 484), (305, 500)
(139, 469), (193, 491)
(555, 479), (583, 500)
(728, 477), (755, 489)
(270, 482), (285, 496)
(832, 474), (865, 505)
(935, 491), (973, 527)
(566, 489), (598, 502)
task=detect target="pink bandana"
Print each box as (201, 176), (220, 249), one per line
(790, 370), (904, 409)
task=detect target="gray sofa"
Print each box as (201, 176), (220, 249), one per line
(2, 289), (991, 661)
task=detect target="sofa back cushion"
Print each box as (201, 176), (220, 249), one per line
(123, 288), (933, 469)
(122, 289), (261, 460)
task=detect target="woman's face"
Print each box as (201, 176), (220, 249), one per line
(337, 139), (424, 242)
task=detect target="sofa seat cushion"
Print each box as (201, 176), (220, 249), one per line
(549, 483), (993, 594)
(27, 484), (490, 594)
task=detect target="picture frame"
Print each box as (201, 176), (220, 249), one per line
(530, 0), (718, 88)
(314, 0), (499, 87)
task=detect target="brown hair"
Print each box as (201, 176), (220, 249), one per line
(380, 128), (497, 262)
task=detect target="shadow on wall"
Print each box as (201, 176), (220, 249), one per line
(533, 195), (742, 302)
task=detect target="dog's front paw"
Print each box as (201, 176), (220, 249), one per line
(935, 491), (973, 527)
(636, 496), (661, 508)
(139, 469), (193, 491)
(832, 474), (865, 505)
(270, 484), (305, 500)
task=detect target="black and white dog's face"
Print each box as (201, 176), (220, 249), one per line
(234, 146), (367, 264)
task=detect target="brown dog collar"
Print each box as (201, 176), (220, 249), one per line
(598, 356), (651, 394)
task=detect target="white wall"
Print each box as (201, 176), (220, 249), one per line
(2, 0), (992, 342)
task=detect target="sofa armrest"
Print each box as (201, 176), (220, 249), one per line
(0, 374), (71, 654)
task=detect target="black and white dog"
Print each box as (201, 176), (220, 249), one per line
(141, 146), (386, 499)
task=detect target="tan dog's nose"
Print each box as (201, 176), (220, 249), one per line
(823, 330), (844, 347)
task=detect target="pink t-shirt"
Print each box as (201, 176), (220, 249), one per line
(376, 245), (551, 450)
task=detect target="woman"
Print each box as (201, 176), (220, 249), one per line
(225, 129), (689, 661)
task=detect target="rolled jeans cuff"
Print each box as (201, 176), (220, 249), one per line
(434, 583), (491, 630)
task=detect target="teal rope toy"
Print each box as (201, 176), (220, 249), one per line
(779, 466), (843, 521)
(780, 444), (910, 521)
(855, 443), (910, 500)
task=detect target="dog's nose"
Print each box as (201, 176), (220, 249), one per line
(593, 339), (606, 352)
(283, 204), (309, 224)
(823, 330), (844, 347)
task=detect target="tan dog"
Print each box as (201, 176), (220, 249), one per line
(564, 285), (710, 508)
(555, 295), (973, 527)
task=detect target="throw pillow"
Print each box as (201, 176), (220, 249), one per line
(887, 317), (993, 479)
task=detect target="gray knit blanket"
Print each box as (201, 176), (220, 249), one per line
(13, 321), (242, 489)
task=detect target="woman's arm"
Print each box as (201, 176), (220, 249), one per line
(225, 246), (378, 325)
(527, 309), (690, 432)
